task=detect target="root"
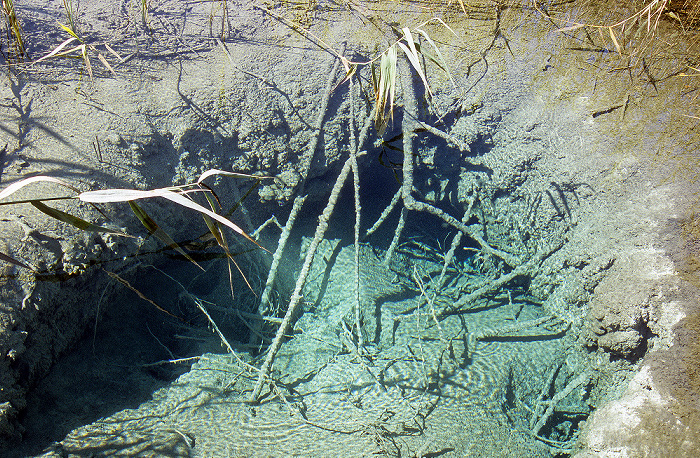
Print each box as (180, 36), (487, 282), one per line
(383, 56), (418, 266)
(436, 202), (474, 290)
(403, 196), (519, 267)
(439, 240), (564, 317)
(382, 56), (518, 269)
(364, 188), (401, 240)
(413, 118), (485, 166)
(382, 207), (407, 267)
(256, 194), (306, 317)
(250, 46), (373, 401)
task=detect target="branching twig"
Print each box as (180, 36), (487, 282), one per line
(464, 315), (565, 360)
(440, 240), (563, 317)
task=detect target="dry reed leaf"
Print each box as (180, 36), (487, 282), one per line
(0, 175), (79, 200)
(79, 187), (264, 250)
(97, 52), (115, 75)
(81, 45), (93, 79)
(557, 23), (585, 32)
(34, 37), (79, 64)
(104, 43), (124, 62)
(374, 45), (397, 134)
(197, 168), (267, 184)
(398, 27), (432, 97)
(200, 191), (255, 294)
(415, 27), (455, 86)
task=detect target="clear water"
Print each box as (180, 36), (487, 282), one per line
(3, 1), (670, 456)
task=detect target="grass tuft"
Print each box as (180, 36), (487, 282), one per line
(33, 17), (123, 80)
(1, 0), (25, 63)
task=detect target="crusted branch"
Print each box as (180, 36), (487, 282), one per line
(256, 195), (306, 317)
(364, 187), (401, 240)
(384, 57), (418, 266)
(250, 156), (355, 403)
(255, 48), (342, 320)
(436, 201), (474, 290)
(349, 76), (363, 350)
(413, 118), (486, 167)
(403, 196), (519, 266)
(440, 240), (563, 317)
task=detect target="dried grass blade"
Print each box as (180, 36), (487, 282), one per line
(609, 27), (622, 55)
(47, 44), (86, 59)
(387, 46), (397, 118)
(398, 28), (432, 97)
(371, 59), (378, 95)
(34, 37), (78, 64)
(0, 251), (32, 270)
(0, 175), (79, 200)
(228, 250), (254, 294)
(104, 43), (124, 62)
(416, 28), (454, 86)
(375, 45), (397, 133)
(334, 63), (357, 91)
(225, 179), (260, 217)
(429, 17), (457, 37)
(105, 270), (185, 322)
(340, 55), (351, 73)
(557, 23), (585, 33)
(82, 45), (93, 79)
(200, 192), (255, 294)
(79, 187), (183, 202)
(456, 0), (467, 14)
(203, 213), (254, 293)
(80, 187), (266, 252)
(31, 200), (132, 236)
(128, 201), (203, 270)
(96, 51), (115, 75)
(198, 182), (222, 209)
